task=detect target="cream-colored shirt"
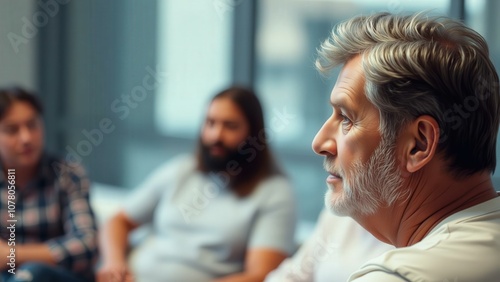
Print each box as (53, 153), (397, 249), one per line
(265, 209), (393, 282)
(350, 195), (500, 282)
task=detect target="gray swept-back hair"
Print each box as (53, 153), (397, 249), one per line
(316, 12), (500, 177)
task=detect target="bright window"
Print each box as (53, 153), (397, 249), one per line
(155, 0), (233, 137)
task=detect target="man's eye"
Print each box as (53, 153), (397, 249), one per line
(340, 113), (351, 124)
(226, 123), (239, 130)
(2, 126), (17, 135)
(340, 113), (353, 133)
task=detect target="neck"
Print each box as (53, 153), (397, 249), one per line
(356, 161), (498, 248)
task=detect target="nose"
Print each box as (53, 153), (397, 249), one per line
(312, 116), (337, 157)
(206, 123), (224, 144)
(18, 126), (33, 144)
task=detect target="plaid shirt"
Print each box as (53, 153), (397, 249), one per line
(0, 154), (98, 279)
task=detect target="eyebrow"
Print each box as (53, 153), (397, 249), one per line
(330, 97), (354, 113)
(2, 116), (39, 126)
(206, 117), (242, 125)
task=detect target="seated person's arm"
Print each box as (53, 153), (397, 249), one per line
(97, 210), (139, 281)
(97, 162), (167, 282)
(0, 240), (55, 266)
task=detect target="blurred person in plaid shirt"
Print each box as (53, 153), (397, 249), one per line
(0, 87), (98, 282)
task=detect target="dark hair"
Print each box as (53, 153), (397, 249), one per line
(0, 87), (43, 120)
(316, 12), (500, 177)
(196, 86), (281, 195)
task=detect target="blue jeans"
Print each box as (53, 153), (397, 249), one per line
(1, 262), (91, 282)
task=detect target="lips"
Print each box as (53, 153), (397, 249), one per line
(329, 172), (342, 178)
(20, 148), (34, 155)
(323, 157), (342, 182)
(209, 145), (227, 156)
(326, 171), (342, 184)
(329, 171), (341, 178)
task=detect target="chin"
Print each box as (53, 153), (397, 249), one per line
(19, 153), (42, 168)
(324, 189), (353, 217)
(324, 186), (379, 217)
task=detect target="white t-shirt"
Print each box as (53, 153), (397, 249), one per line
(123, 155), (296, 282)
(265, 209), (393, 282)
(349, 195), (500, 282)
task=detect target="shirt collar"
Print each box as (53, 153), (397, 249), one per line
(0, 152), (56, 191)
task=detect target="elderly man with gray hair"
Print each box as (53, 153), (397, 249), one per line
(269, 12), (500, 282)
(312, 12), (500, 281)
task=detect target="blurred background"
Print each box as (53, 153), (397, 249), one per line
(1, 0), (499, 230)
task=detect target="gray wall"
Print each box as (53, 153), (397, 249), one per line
(0, 0), (36, 89)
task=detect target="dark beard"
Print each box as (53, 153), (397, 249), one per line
(200, 142), (249, 173)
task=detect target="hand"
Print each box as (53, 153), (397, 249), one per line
(97, 262), (134, 282)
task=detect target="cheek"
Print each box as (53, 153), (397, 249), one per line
(0, 139), (15, 159)
(35, 131), (45, 149)
(200, 127), (211, 143)
(0, 136), (15, 148)
(337, 138), (357, 171)
(34, 129), (44, 143)
(227, 132), (246, 147)
(337, 134), (372, 172)
(227, 129), (249, 147)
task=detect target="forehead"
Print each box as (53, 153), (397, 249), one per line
(1, 101), (39, 124)
(206, 97), (246, 121)
(330, 55), (368, 107)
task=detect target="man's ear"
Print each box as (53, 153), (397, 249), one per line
(401, 115), (440, 174)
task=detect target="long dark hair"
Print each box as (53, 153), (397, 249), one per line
(196, 86), (282, 196)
